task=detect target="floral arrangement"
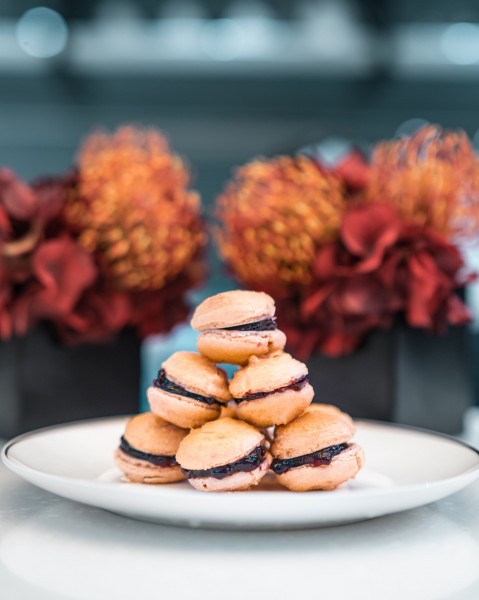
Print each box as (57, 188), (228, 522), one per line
(0, 126), (205, 344)
(216, 125), (478, 358)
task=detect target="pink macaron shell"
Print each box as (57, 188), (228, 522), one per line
(147, 386), (221, 429)
(114, 448), (184, 484)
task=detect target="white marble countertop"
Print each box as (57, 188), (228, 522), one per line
(1, 411), (479, 600)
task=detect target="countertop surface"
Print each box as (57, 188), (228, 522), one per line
(1, 411), (479, 600)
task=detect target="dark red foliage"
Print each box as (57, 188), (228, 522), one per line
(279, 203), (473, 358)
(0, 170), (201, 344)
(0, 173), (101, 341)
(32, 175), (70, 223)
(130, 288), (189, 339)
(55, 288), (132, 345)
(330, 149), (370, 192)
(0, 168), (37, 221)
(31, 238), (97, 319)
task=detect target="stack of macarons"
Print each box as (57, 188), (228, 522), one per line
(115, 290), (364, 492)
(191, 290), (287, 365)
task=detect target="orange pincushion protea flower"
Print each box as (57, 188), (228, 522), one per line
(65, 126), (205, 291)
(216, 155), (346, 292)
(367, 125), (479, 237)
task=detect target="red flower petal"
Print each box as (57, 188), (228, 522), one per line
(33, 176), (67, 222)
(301, 283), (334, 318)
(334, 151), (370, 191)
(131, 286), (190, 339)
(406, 251), (447, 328)
(426, 233), (463, 276)
(0, 168), (37, 221)
(341, 203), (402, 269)
(334, 276), (401, 317)
(57, 290), (131, 345)
(0, 205), (11, 239)
(32, 238), (97, 318)
(313, 243), (340, 279)
(283, 327), (322, 360)
(319, 331), (363, 357)
(376, 251), (403, 288)
(446, 294), (471, 325)
(0, 312), (12, 339)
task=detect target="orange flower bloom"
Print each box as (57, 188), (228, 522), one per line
(216, 155), (346, 292)
(367, 125), (479, 237)
(65, 126), (205, 291)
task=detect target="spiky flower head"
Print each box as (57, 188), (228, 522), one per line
(65, 126), (205, 291)
(367, 125), (479, 237)
(216, 155), (346, 292)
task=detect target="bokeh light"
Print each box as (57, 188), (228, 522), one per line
(441, 22), (479, 65)
(16, 7), (68, 59)
(395, 118), (429, 137)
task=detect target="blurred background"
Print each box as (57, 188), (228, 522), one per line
(1, 0), (479, 426)
(4, 0), (479, 199)
(3, 0), (479, 286)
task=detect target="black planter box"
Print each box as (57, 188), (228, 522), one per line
(0, 327), (140, 439)
(307, 325), (474, 434)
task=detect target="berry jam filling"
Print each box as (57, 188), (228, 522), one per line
(271, 443), (348, 475)
(181, 445), (266, 480)
(222, 318), (277, 332)
(233, 375), (309, 403)
(119, 436), (178, 467)
(153, 369), (221, 406)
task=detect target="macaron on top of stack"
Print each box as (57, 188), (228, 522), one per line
(115, 412), (188, 484)
(270, 405), (364, 491)
(191, 290), (287, 365)
(306, 403), (354, 425)
(176, 417), (272, 492)
(229, 352), (314, 428)
(147, 351), (231, 429)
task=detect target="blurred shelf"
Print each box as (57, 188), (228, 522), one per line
(0, 17), (373, 77)
(392, 23), (479, 78)
(4, 16), (479, 79)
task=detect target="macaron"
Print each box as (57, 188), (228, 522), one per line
(147, 351), (231, 429)
(191, 290), (287, 365)
(307, 403), (354, 426)
(114, 412), (188, 484)
(270, 405), (364, 491)
(229, 352), (314, 428)
(176, 417), (272, 492)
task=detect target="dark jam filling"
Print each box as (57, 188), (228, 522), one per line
(153, 369), (221, 406)
(181, 445), (266, 480)
(234, 375), (309, 403)
(119, 436), (178, 467)
(271, 443), (348, 475)
(222, 318), (277, 332)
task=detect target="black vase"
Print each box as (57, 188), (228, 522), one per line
(307, 325), (474, 434)
(0, 326), (140, 439)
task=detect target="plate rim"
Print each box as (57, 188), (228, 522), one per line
(2, 415), (479, 501)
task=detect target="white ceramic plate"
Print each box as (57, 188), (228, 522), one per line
(2, 417), (479, 530)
